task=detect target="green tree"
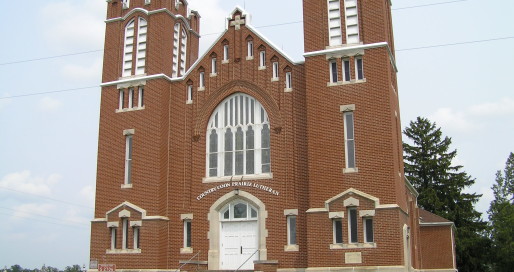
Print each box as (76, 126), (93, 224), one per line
(63, 265), (82, 272)
(403, 117), (490, 272)
(488, 152), (514, 271)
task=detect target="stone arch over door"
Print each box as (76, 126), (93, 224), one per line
(207, 190), (268, 270)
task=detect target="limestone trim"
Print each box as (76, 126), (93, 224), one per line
(304, 42), (398, 72)
(93, 201), (169, 222)
(304, 266), (408, 271)
(105, 8), (200, 38)
(207, 190), (268, 270)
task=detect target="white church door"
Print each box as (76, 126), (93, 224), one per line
(220, 200), (259, 270)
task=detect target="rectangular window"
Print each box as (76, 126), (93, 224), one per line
(333, 218), (343, 244)
(364, 217), (374, 243)
(285, 72), (292, 89)
(287, 215), (297, 245)
(138, 87), (144, 108)
(133, 227), (140, 249)
(111, 227), (117, 249)
(344, 111), (356, 169)
(122, 0), (130, 9)
(119, 89), (124, 110)
(125, 135), (133, 185)
(199, 72), (205, 88)
(247, 41), (254, 57)
(355, 57), (364, 80)
(330, 61), (338, 83)
(259, 51), (266, 67)
(211, 58), (217, 74)
(223, 45), (229, 61)
(342, 58), (351, 82)
(328, 0), (342, 46)
(184, 220), (191, 248)
(344, 0), (360, 44)
(348, 208), (358, 243)
(128, 88), (134, 109)
(187, 85), (193, 103)
(122, 218), (129, 249)
(272, 62), (279, 79)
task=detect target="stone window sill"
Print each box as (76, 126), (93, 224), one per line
(343, 167), (358, 174)
(121, 184), (133, 189)
(327, 79), (367, 87)
(106, 249), (141, 254)
(203, 173), (273, 183)
(330, 242), (376, 249)
(116, 106), (145, 113)
(284, 244), (299, 252)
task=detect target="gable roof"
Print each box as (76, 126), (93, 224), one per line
(419, 209), (453, 224)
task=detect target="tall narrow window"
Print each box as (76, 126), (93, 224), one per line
(133, 227), (140, 249)
(364, 217), (374, 243)
(211, 58), (217, 74)
(138, 87), (144, 108)
(172, 23), (180, 77)
(355, 57), (364, 80)
(272, 62), (279, 79)
(184, 220), (191, 248)
(122, 218), (129, 249)
(125, 134), (133, 185)
(344, 111), (356, 169)
(223, 45), (229, 61)
(348, 208), (358, 243)
(328, 0), (342, 46)
(135, 18), (147, 75)
(330, 60), (338, 83)
(110, 227), (117, 249)
(285, 72), (292, 89)
(128, 88), (134, 109)
(333, 218), (343, 244)
(199, 72), (205, 88)
(122, 20), (135, 77)
(344, 0), (360, 44)
(206, 94), (270, 178)
(118, 89), (124, 110)
(342, 58), (351, 82)
(287, 215), (297, 245)
(122, 0), (130, 9)
(259, 51), (266, 67)
(247, 41), (254, 57)
(180, 28), (187, 76)
(186, 85), (193, 103)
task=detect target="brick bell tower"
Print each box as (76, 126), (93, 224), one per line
(91, 0), (200, 269)
(302, 0), (419, 269)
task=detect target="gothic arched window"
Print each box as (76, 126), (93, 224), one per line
(206, 93), (271, 179)
(122, 17), (147, 77)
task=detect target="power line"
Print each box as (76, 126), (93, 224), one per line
(0, 35), (512, 100)
(396, 36), (514, 52)
(0, 1), (470, 64)
(392, 0), (468, 11)
(0, 211), (89, 229)
(0, 186), (94, 210)
(0, 49), (103, 66)
(0, 206), (90, 228)
(0, 86), (98, 100)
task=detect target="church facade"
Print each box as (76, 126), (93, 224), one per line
(90, 0), (456, 271)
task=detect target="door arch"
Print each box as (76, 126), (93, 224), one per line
(207, 190), (268, 270)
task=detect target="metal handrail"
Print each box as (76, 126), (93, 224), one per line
(174, 250), (201, 272)
(233, 249), (259, 272)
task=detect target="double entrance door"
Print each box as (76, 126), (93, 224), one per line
(220, 221), (258, 270)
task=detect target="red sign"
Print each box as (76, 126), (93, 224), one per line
(98, 264), (116, 272)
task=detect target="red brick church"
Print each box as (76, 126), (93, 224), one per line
(90, 0), (456, 271)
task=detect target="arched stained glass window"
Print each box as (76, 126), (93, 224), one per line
(206, 93), (271, 179)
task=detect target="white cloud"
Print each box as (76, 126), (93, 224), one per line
(429, 97), (514, 133)
(39, 1), (105, 51)
(12, 203), (55, 220)
(468, 97), (514, 116)
(188, 0), (230, 54)
(430, 107), (479, 132)
(80, 185), (96, 207)
(61, 57), (103, 81)
(0, 171), (61, 196)
(38, 96), (62, 111)
(64, 207), (91, 225)
(0, 92), (12, 111)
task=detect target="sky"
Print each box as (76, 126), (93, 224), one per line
(0, 0), (513, 269)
